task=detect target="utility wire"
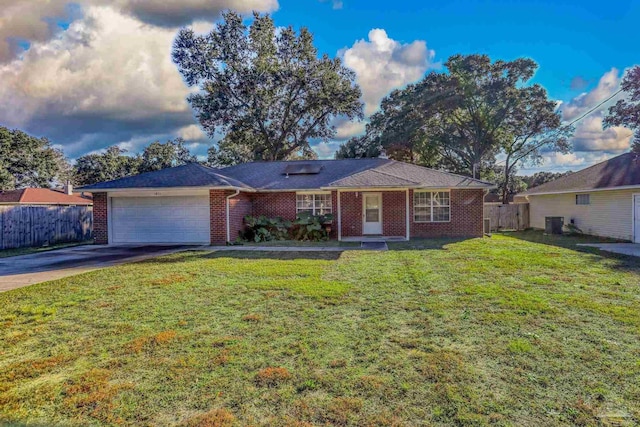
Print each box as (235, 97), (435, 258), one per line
(562, 88), (623, 128)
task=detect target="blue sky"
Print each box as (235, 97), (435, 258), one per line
(0, 0), (638, 174)
(281, 0), (637, 96)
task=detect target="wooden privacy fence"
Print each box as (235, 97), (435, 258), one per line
(484, 203), (529, 232)
(0, 205), (93, 250)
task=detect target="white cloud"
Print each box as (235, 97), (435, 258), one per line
(561, 68), (622, 121)
(334, 119), (366, 140)
(1, 7), (192, 123)
(554, 68), (633, 155)
(0, 0), (286, 159)
(313, 141), (342, 159)
(111, 0), (278, 27)
(520, 151), (617, 175)
(340, 29), (435, 115)
(0, 0), (279, 63)
(176, 124), (208, 141)
(571, 115), (632, 152)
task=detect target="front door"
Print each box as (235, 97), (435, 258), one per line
(363, 193), (383, 235)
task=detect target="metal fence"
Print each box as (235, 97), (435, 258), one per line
(484, 203), (529, 232)
(0, 205), (93, 250)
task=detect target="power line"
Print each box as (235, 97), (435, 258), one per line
(562, 88), (623, 128)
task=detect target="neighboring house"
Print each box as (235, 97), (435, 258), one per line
(79, 159), (493, 245)
(0, 187), (93, 206)
(518, 152), (640, 241)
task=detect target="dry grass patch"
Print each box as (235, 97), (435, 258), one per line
(125, 330), (178, 354)
(255, 367), (292, 387)
(242, 313), (263, 322)
(62, 368), (133, 424)
(180, 408), (235, 427)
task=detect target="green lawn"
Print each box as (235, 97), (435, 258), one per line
(1, 233), (639, 426)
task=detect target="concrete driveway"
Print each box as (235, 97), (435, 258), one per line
(578, 243), (640, 257)
(0, 245), (195, 292)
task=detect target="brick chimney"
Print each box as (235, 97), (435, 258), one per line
(65, 181), (73, 195)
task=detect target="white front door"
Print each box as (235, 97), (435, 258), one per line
(634, 194), (640, 242)
(363, 193), (383, 235)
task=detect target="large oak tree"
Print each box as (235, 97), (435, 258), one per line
(337, 54), (570, 202)
(172, 11), (363, 165)
(0, 126), (70, 191)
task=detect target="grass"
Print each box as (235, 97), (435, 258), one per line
(1, 232), (639, 426)
(0, 240), (92, 258)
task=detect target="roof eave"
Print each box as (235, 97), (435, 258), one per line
(79, 186), (256, 193)
(322, 184), (495, 190)
(521, 184), (640, 197)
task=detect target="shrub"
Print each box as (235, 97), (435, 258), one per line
(242, 215), (291, 242)
(291, 211), (333, 241)
(242, 212), (333, 242)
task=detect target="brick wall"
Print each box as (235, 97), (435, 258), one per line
(209, 190), (231, 245)
(382, 191), (407, 237)
(340, 191), (407, 237)
(93, 192), (108, 244)
(228, 192), (253, 242)
(340, 191), (363, 237)
(329, 190), (338, 239)
(251, 192), (297, 219)
(409, 188), (484, 238)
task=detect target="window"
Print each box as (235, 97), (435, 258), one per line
(414, 191), (450, 222)
(576, 194), (590, 205)
(296, 193), (332, 215)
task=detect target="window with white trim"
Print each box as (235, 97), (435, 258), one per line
(414, 190), (450, 222)
(576, 194), (590, 205)
(296, 193), (332, 215)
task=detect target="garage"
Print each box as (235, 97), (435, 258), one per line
(110, 195), (210, 244)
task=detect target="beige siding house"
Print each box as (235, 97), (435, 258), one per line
(519, 153), (640, 242)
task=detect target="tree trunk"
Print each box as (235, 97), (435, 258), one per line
(502, 158), (511, 205)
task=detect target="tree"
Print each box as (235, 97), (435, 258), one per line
(335, 135), (381, 159)
(482, 166), (527, 201)
(498, 84), (571, 203)
(172, 11), (363, 164)
(336, 54), (571, 200)
(0, 126), (69, 190)
(522, 171), (572, 189)
(73, 146), (142, 186)
(335, 85), (443, 166)
(604, 65), (640, 152)
(140, 138), (196, 172)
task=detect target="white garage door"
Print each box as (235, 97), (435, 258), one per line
(111, 196), (210, 244)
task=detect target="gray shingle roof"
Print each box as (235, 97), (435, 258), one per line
(327, 161), (493, 188)
(78, 163), (252, 190)
(521, 152), (640, 195)
(79, 158), (493, 191)
(220, 158), (392, 190)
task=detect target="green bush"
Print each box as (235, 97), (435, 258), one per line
(242, 212), (333, 242)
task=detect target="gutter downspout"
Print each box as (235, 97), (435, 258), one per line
(226, 190), (240, 243)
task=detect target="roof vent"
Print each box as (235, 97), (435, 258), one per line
(282, 163), (322, 175)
